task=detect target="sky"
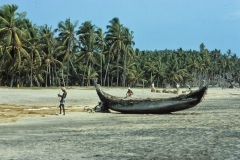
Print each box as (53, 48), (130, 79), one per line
(3, 0), (240, 56)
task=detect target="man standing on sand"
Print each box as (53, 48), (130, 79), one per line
(58, 86), (67, 115)
(187, 84), (191, 92)
(176, 83), (180, 91)
(126, 87), (133, 98)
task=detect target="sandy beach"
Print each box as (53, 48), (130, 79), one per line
(0, 86), (240, 159)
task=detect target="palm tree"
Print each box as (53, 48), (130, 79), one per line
(55, 18), (78, 86)
(42, 53), (63, 87)
(95, 28), (105, 86)
(85, 65), (98, 86)
(187, 52), (200, 86)
(23, 19), (42, 87)
(128, 63), (146, 87)
(0, 42), (8, 86)
(164, 65), (189, 87)
(105, 17), (125, 86)
(155, 57), (166, 87)
(199, 43), (205, 52)
(76, 21), (97, 86)
(40, 25), (63, 87)
(0, 4), (29, 87)
(0, 42), (7, 73)
(144, 61), (157, 85)
(122, 28), (135, 87)
(220, 54), (228, 87)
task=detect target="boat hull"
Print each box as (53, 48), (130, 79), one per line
(95, 84), (207, 114)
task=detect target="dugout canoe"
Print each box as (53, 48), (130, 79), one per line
(95, 84), (208, 114)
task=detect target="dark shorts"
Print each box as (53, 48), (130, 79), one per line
(60, 99), (66, 104)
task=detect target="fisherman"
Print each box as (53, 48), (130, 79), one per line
(58, 86), (67, 115)
(126, 87), (133, 98)
(151, 83), (156, 92)
(187, 84), (191, 92)
(176, 83), (180, 91)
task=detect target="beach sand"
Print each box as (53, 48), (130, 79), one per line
(0, 86), (240, 159)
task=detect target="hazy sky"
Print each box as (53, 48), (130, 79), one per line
(4, 0), (240, 56)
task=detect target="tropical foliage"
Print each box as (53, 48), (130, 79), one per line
(0, 4), (240, 88)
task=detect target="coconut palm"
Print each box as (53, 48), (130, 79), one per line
(0, 42), (8, 72)
(105, 17), (125, 86)
(40, 25), (63, 87)
(155, 57), (166, 87)
(164, 65), (189, 87)
(0, 4), (29, 87)
(85, 65), (98, 86)
(199, 43), (205, 52)
(76, 21), (97, 86)
(144, 61), (157, 84)
(95, 28), (105, 86)
(23, 19), (42, 86)
(187, 52), (200, 86)
(128, 63), (146, 87)
(122, 28), (135, 87)
(55, 18), (79, 86)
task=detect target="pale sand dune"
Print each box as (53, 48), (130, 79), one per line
(0, 86), (240, 159)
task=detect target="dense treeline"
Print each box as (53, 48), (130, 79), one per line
(0, 4), (240, 88)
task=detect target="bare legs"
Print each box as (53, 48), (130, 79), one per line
(59, 104), (65, 115)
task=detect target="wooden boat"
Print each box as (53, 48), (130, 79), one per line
(95, 84), (208, 114)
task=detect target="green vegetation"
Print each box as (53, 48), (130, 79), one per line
(0, 4), (239, 88)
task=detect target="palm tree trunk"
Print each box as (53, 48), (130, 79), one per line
(54, 66), (58, 87)
(223, 71), (226, 87)
(62, 68), (65, 86)
(104, 57), (111, 86)
(107, 73), (109, 87)
(70, 59), (80, 85)
(151, 71), (152, 83)
(123, 52), (126, 87)
(10, 72), (14, 87)
(66, 39), (70, 86)
(0, 45), (6, 71)
(82, 59), (89, 86)
(49, 65), (52, 87)
(45, 66), (48, 87)
(116, 53), (120, 86)
(66, 55), (70, 86)
(52, 66), (55, 86)
(111, 76), (113, 86)
(18, 69), (20, 87)
(88, 64), (92, 86)
(30, 52), (33, 87)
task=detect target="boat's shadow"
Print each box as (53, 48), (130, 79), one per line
(106, 111), (202, 115)
(171, 112), (202, 115)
